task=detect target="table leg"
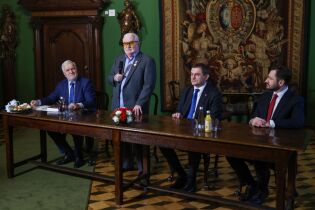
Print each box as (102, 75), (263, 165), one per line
(40, 130), (47, 162)
(143, 145), (150, 187)
(3, 115), (14, 178)
(113, 130), (123, 205)
(286, 152), (297, 210)
(275, 161), (287, 210)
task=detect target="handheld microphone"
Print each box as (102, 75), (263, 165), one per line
(118, 61), (124, 74)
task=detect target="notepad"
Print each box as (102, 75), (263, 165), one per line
(46, 107), (59, 112)
(34, 105), (50, 111)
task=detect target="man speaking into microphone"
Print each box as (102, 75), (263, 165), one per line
(108, 32), (156, 174)
(118, 61), (124, 74)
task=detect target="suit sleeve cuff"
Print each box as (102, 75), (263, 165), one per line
(269, 120), (275, 128)
(77, 103), (84, 108)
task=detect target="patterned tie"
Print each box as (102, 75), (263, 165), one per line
(120, 64), (133, 107)
(124, 64), (133, 76)
(69, 82), (75, 104)
(265, 93), (278, 122)
(187, 89), (200, 119)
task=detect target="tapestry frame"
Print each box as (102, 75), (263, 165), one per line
(160, 0), (307, 111)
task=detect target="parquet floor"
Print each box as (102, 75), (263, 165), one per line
(88, 140), (315, 210)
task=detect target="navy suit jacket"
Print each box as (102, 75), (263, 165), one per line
(177, 81), (222, 120)
(40, 76), (96, 110)
(108, 51), (156, 114)
(252, 89), (304, 128)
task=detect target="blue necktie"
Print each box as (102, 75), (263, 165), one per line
(187, 89), (199, 119)
(69, 82), (75, 104)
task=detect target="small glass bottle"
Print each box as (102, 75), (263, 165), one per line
(197, 106), (205, 131)
(205, 110), (212, 133)
(58, 96), (66, 112)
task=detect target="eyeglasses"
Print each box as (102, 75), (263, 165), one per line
(122, 41), (138, 47)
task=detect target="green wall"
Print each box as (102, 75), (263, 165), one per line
(0, 0), (34, 105)
(1, 0), (315, 124)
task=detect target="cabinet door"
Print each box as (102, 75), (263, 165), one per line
(42, 18), (95, 96)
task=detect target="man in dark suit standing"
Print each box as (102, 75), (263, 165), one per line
(108, 32), (156, 174)
(31, 60), (96, 168)
(160, 63), (222, 192)
(227, 65), (304, 205)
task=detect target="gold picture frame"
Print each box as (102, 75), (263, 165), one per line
(161, 0), (307, 111)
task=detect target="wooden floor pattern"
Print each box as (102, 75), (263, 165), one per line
(87, 140), (315, 210)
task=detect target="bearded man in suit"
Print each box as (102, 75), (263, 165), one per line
(108, 32), (156, 174)
(30, 60), (96, 168)
(160, 63), (222, 192)
(227, 65), (304, 205)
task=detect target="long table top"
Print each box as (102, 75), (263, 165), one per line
(1, 110), (312, 153)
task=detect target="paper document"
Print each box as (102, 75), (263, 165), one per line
(34, 105), (59, 112)
(47, 107), (59, 112)
(34, 105), (50, 111)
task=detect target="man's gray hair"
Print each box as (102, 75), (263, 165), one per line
(61, 60), (76, 72)
(123, 32), (139, 42)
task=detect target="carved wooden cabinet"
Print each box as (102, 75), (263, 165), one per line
(19, 0), (108, 97)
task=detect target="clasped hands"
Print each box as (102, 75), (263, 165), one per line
(172, 112), (181, 119)
(68, 103), (81, 111)
(249, 117), (271, 128)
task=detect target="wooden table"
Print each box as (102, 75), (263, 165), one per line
(1, 110), (313, 210)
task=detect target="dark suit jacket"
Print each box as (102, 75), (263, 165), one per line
(108, 51), (156, 114)
(40, 76), (96, 110)
(177, 81), (222, 120)
(252, 89), (304, 128)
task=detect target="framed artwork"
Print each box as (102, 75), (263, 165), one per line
(160, 0), (307, 111)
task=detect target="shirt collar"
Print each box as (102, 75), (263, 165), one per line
(194, 82), (207, 93)
(125, 51), (139, 61)
(274, 85), (288, 98)
(68, 80), (76, 85)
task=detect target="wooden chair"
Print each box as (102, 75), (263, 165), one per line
(168, 80), (180, 111)
(95, 90), (109, 112)
(85, 90), (109, 164)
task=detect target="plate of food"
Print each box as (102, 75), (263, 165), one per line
(6, 103), (32, 113)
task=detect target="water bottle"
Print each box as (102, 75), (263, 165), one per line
(205, 110), (212, 132)
(197, 106), (205, 131)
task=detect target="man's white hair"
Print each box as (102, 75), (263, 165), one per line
(123, 32), (139, 42)
(61, 60), (76, 72)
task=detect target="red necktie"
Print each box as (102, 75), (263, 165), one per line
(266, 94), (278, 122)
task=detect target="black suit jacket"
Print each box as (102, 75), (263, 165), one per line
(252, 89), (304, 128)
(177, 81), (222, 120)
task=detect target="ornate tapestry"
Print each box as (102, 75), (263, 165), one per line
(161, 0), (307, 111)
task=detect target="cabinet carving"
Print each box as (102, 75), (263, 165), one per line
(19, 0), (108, 97)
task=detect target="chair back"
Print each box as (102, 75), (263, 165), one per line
(150, 93), (159, 115)
(168, 80), (180, 111)
(95, 90), (109, 110)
